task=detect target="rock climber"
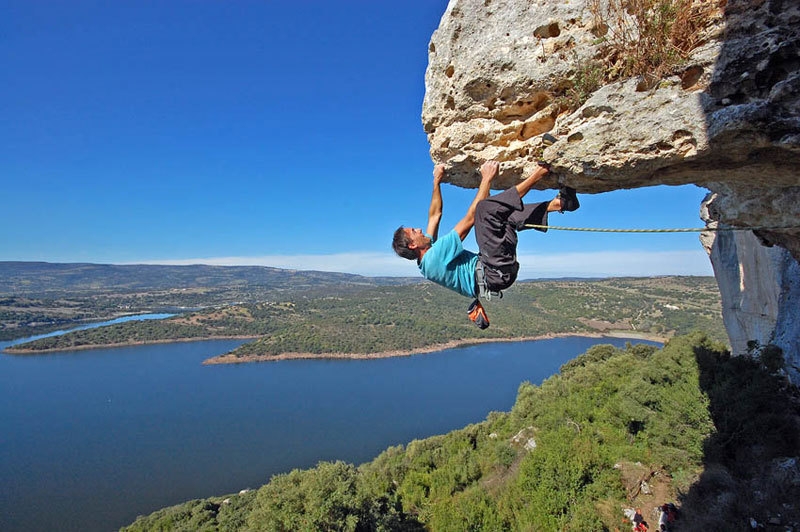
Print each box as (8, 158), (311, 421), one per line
(391, 158), (579, 328)
(633, 507), (649, 532)
(658, 503), (678, 531)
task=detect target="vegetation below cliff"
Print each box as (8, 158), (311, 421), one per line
(121, 333), (800, 531)
(6, 277), (726, 357)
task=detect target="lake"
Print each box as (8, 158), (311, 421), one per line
(0, 334), (659, 532)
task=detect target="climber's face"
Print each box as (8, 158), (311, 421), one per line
(404, 227), (431, 250)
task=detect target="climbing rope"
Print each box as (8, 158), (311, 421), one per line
(523, 224), (799, 233)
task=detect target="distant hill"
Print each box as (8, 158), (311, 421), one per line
(0, 261), (418, 295)
(6, 276), (727, 354)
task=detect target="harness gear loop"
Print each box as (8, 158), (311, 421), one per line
(475, 261), (503, 301)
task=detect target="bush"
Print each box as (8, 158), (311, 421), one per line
(130, 333), (796, 531)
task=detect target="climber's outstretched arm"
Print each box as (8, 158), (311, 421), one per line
(426, 164), (445, 240)
(453, 160), (498, 240)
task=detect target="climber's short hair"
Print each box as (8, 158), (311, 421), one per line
(392, 226), (417, 261)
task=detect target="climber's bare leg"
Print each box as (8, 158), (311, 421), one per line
(547, 197), (562, 212)
(515, 163), (550, 199)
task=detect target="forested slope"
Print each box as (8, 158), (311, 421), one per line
(7, 277), (725, 356)
(122, 333), (800, 531)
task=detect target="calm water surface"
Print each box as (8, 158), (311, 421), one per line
(0, 335), (658, 532)
(1, 313), (175, 349)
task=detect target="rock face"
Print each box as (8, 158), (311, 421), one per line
(700, 201), (800, 377)
(423, 0), (800, 379)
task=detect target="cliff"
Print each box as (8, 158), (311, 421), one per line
(422, 0), (800, 381)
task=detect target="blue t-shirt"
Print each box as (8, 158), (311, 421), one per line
(419, 230), (478, 298)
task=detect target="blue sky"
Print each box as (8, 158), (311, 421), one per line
(0, 1), (712, 278)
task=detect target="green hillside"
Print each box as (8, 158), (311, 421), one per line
(0, 261), (411, 295)
(0, 261), (417, 341)
(121, 333), (800, 531)
(6, 277), (726, 355)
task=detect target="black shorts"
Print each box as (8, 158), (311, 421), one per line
(474, 187), (549, 291)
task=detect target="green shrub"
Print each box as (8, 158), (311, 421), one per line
(128, 333), (799, 531)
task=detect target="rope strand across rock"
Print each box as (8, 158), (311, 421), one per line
(523, 224), (800, 233)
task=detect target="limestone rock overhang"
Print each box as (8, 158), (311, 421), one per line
(422, 0), (800, 259)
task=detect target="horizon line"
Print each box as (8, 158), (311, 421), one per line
(2, 249), (714, 278)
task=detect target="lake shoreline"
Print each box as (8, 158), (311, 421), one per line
(1, 330), (660, 532)
(2, 330), (667, 361)
(2, 335), (260, 355)
(202, 330), (669, 365)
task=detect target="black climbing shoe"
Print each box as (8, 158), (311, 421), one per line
(542, 133), (558, 146)
(558, 186), (580, 213)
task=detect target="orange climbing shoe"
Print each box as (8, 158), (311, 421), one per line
(467, 299), (490, 329)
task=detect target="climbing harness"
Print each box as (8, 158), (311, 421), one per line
(470, 262), (504, 330)
(475, 261), (503, 300)
(522, 224), (799, 233)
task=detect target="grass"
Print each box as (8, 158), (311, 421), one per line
(556, 0), (724, 111)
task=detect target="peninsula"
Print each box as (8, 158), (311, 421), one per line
(4, 276), (724, 362)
